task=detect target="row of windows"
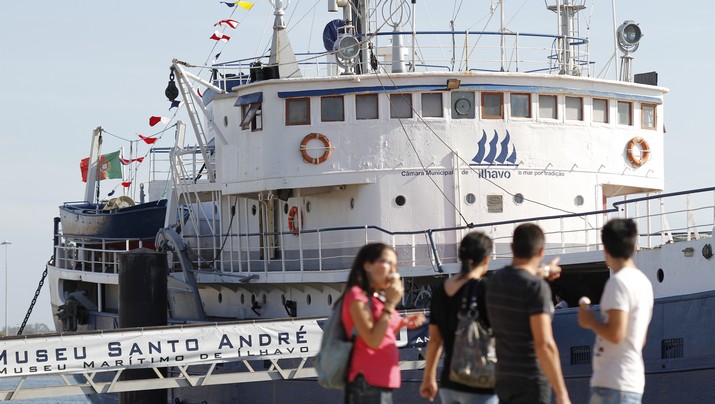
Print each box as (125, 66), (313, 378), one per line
(276, 92), (658, 129)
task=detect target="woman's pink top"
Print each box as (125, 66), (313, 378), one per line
(341, 285), (402, 388)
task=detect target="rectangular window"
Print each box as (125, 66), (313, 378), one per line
(481, 92), (503, 119)
(286, 97), (311, 125)
(539, 95), (558, 119)
(642, 104), (656, 129)
(511, 93), (531, 118)
(321, 96), (344, 122)
(593, 98), (609, 123)
(565, 96), (583, 121)
(390, 93), (413, 118)
(240, 103), (263, 131)
(618, 101), (632, 125)
(421, 93), (443, 117)
(356, 94), (379, 120)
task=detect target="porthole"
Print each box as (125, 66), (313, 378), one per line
(514, 193), (524, 205)
(328, 294), (333, 305)
(251, 205), (257, 215)
(307, 294), (312, 305)
(240, 294), (245, 304)
(574, 195), (585, 206)
(223, 116), (229, 127)
(395, 195), (406, 207)
(284, 203), (289, 214)
(465, 193), (476, 205)
(350, 198), (355, 209)
(251, 294), (256, 304)
(262, 293), (267, 304)
(657, 268), (664, 283)
(306, 201), (312, 212)
(218, 292), (223, 303)
(281, 294), (286, 304)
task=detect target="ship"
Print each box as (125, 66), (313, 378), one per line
(46, 0), (715, 402)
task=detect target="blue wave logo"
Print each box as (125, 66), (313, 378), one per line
(471, 130), (517, 166)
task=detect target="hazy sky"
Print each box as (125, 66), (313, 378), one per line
(0, 0), (712, 329)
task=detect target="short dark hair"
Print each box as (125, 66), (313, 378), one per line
(344, 243), (396, 294)
(512, 223), (545, 259)
(458, 232), (493, 277)
(601, 218), (637, 259)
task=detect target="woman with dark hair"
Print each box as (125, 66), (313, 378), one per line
(342, 242), (426, 404)
(420, 232), (498, 404)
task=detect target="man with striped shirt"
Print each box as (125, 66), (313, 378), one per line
(486, 223), (571, 404)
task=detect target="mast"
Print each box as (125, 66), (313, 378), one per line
(84, 127), (103, 205)
(268, 0), (302, 78)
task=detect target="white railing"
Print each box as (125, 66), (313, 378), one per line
(56, 188), (715, 275)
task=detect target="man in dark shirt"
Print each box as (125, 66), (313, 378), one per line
(486, 223), (571, 404)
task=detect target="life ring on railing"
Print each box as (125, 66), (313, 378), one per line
(287, 206), (303, 235)
(300, 133), (332, 165)
(626, 136), (651, 168)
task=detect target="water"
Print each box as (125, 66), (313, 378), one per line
(0, 375), (92, 403)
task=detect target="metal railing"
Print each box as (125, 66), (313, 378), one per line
(54, 188), (715, 276)
(209, 30), (592, 88)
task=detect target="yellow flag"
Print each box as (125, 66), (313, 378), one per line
(237, 1), (254, 10)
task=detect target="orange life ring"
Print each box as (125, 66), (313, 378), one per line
(300, 133), (332, 165)
(287, 206), (303, 235)
(626, 136), (651, 168)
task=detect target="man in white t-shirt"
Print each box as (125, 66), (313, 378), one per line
(578, 218), (654, 404)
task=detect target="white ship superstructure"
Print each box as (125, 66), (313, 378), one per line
(43, 1), (715, 402)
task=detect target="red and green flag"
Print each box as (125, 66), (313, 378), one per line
(80, 150), (122, 182)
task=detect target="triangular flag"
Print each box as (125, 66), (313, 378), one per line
(149, 116), (169, 127)
(210, 31), (231, 43)
(214, 19), (238, 29)
(237, 1), (254, 10)
(169, 100), (181, 110)
(138, 134), (159, 144)
(119, 156), (146, 165)
(212, 52), (222, 64)
(220, 1), (236, 7)
(121, 181), (132, 188)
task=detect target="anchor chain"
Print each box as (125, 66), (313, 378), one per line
(17, 259), (50, 335)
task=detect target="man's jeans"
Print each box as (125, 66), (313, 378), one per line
(439, 387), (499, 404)
(345, 374), (393, 404)
(589, 386), (642, 404)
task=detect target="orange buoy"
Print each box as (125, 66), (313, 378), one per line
(626, 137), (651, 168)
(300, 133), (332, 165)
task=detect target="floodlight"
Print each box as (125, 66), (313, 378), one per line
(617, 20), (642, 54)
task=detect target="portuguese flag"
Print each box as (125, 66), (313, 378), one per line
(80, 150), (122, 182)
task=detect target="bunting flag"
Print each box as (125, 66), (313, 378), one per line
(237, 1), (254, 9)
(149, 116), (169, 127)
(121, 181), (132, 188)
(119, 157), (145, 165)
(80, 150), (122, 182)
(212, 52), (222, 63)
(221, 1), (253, 9)
(169, 100), (181, 110)
(214, 19), (239, 29)
(138, 134), (158, 145)
(210, 31), (231, 42)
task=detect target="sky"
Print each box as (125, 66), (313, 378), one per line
(0, 0), (713, 330)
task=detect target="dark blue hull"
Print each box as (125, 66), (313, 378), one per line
(554, 289), (715, 402)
